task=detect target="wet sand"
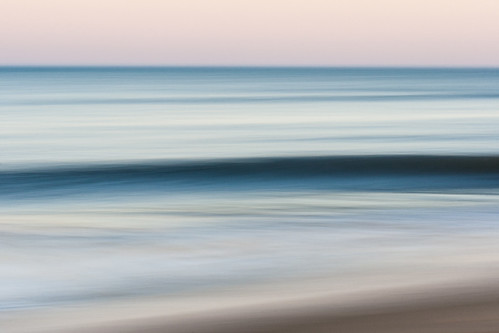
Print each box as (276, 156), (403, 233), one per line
(44, 284), (499, 333)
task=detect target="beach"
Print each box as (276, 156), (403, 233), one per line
(92, 295), (499, 333)
(4, 278), (499, 333)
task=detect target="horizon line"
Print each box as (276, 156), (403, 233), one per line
(1, 65), (499, 69)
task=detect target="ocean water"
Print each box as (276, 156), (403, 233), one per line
(1, 67), (499, 312)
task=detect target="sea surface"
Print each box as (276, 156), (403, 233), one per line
(1, 67), (499, 312)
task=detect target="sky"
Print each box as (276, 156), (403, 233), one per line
(1, 0), (498, 66)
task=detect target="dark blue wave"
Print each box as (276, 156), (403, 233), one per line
(2, 155), (499, 197)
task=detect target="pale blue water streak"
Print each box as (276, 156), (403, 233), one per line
(2, 67), (499, 167)
(1, 67), (499, 311)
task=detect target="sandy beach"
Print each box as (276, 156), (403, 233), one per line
(100, 302), (499, 333)
(2, 280), (494, 333)
(57, 293), (499, 333)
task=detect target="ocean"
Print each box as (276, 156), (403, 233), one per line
(1, 67), (499, 316)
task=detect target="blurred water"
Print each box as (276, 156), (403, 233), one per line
(1, 67), (499, 311)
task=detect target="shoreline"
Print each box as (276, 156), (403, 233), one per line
(110, 294), (499, 333)
(4, 276), (499, 333)
(89, 297), (499, 333)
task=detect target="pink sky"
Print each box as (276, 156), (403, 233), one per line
(1, 0), (498, 66)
